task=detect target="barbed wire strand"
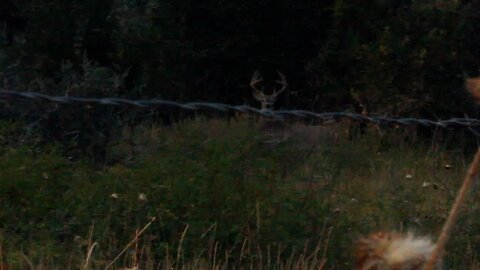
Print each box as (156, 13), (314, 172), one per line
(1, 90), (480, 131)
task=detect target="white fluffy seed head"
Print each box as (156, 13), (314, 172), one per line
(383, 232), (434, 265)
(355, 231), (438, 270)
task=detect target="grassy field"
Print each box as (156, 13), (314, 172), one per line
(0, 118), (479, 269)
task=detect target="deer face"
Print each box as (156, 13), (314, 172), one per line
(252, 91), (280, 110)
(250, 70), (288, 111)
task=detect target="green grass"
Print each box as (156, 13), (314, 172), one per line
(0, 118), (478, 269)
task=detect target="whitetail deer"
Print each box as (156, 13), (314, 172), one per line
(249, 70), (338, 147)
(250, 70), (288, 111)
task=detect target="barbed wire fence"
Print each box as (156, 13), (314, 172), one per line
(2, 89), (480, 162)
(1, 90), (480, 137)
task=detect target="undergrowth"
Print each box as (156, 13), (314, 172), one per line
(0, 118), (478, 269)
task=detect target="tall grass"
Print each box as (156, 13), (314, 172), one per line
(0, 118), (478, 269)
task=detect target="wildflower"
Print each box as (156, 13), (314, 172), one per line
(138, 193), (147, 202)
(422, 182), (431, 188)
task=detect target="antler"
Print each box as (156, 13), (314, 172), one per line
(250, 70), (264, 94)
(273, 71), (288, 96)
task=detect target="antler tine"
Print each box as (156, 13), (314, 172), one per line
(274, 71), (288, 94)
(250, 70), (264, 93)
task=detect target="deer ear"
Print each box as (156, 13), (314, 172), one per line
(252, 89), (264, 100)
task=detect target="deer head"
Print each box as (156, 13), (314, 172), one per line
(250, 70), (288, 111)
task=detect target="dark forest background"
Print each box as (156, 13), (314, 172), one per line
(2, 0), (480, 157)
(2, 0), (480, 115)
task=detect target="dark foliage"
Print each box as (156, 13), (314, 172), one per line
(1, 0), (480, 160)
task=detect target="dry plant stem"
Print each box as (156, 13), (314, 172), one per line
(0, 244), (4, 270)
(20, 252), (34, 270)
(104, 217), (156, 270)
(423, 147), (480, 270)
(176, 224), (190, 268)
(133, 229), (139, 268)
(83, 242), (98, 270)
(83, 223), (97, 270)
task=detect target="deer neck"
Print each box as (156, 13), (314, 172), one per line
(261, 103), (269, 111)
